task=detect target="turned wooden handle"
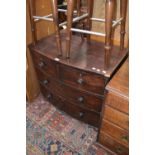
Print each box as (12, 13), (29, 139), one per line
(79, 112), (84, 118)
(43, 80), (49, 85)
(78, 96), (84, 103)
(77, 78), (84, 84)
(116, 146), (124, 153)
(47, 94), (52, 100)
(122, 135), (129, 142)
(38, 61), (45, 68)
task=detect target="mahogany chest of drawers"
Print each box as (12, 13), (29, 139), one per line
(29, 31), (128, 127)
(98, 58), (129, 154)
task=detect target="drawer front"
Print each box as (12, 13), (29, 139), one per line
(40, 84), (53, 102)
(60, 64), (105, 95)
(36, 68), (103, 112)
(40, 84), (65, 109)
(59, 84), (103, 112)
(35, 69), (55, 90)
(31, 50), (58, 78)
(99, 132), (129, 155)
(62, 100), (100, 127)
(106, 91), (128, 114)
(104, 105), (129, 130)
(100, 119), (129, 147)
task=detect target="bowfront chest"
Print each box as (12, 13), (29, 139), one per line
(29, 31), (128, 127)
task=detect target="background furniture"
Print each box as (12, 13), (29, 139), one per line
(28, 0), (63, 56)
(26, 1), (40, 102)
(99, 58), (129, 154)
(66, 0), (128, 60)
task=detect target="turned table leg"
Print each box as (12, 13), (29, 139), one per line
(51, 0), (62, 56)
(28, 0), (37, 45)
(104, 0), (115, 68)
(120, 0), (128, 50)
(66, 0), (75, 58)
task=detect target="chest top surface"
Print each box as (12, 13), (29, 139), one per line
(29, 30), (128, 78)
(106, 58), (129, 98)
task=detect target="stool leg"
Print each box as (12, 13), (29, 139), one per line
(104, 0), (115, 68)
(77, 0), (81, 16)
(66, 0), (75, 58)
(28, 0), (37, 44)
(120, 0), (127, 50)
(51, 0), (62, 56)
(77, 0), (83, 40)
(86, 0), (94, 41)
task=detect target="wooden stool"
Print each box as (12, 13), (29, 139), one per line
(28, 0), (64, 56)
(65, 0), (128, 60)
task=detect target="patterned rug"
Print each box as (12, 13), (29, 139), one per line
(26, 94), (115, 155)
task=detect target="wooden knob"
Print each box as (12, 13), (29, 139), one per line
(79, 112), (84, 118)
(47, 94), (52, 100)
(38, 61), (45, 68)
(43, 80), (48, 85)
(116, 146), (124, 153)
(122, 135), (129, 142)
(77, 78), (84, 84)
(78, 96), (84, 103)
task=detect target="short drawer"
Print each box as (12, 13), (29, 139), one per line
(62, 100), (100, 127)
(104, 105), (129, 130)
(31, 50), (58, 78)
(99, 132), (129, 155)
(105, 91), (129, 114)
(60, 64), (105, 95)
(100, 119), (129, 147)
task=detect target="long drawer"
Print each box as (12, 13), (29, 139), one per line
(61, 98), (100, 127)
(99, 132), (129, 155)
(100, 119), (129, 147)
(31, 50), (58, 78)
(59, 83), (103, 112)
(40, 84), (100, 127)
(60, 64), (105, 95)
(104, 105), (129, 130)
(36, 68), (103, 112)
